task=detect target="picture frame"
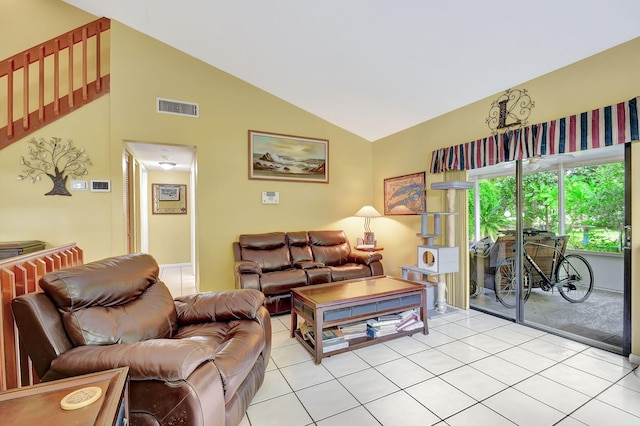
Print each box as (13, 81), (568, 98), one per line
(152, 184), (187, 214)
(383, 172), (426, 215)
(249, 130), (329, 183)
(158, 185), (180, 201)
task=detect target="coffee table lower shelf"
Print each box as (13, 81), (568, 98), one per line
(293, 327), (425, 360)
(290, 276), (428, 364)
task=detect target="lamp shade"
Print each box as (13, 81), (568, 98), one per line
(354, 205), (382, 218)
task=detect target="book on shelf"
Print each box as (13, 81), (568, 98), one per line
(321, 327), (344, 344)
(322, 339), (349, 353)
(339, 321), (368, 340)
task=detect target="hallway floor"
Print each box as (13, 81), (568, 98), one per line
(159, 266), (640, 425)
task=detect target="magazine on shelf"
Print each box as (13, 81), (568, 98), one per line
(397, 320), (424, 332)
(396, 311), (421, 331)
(366, 326), (398, 338)
(366, 317), (401, 328)
(299, 321), (315, 344)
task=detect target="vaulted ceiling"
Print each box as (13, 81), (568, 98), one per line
(64, 0), (640, 142)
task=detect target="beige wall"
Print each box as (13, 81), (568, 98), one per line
(107, 21), (374, 290)
(373, 37), (640, 355)
(147, 170), (191, 265)
(0, 95), (115, 261)
(1, 1), (373, 281)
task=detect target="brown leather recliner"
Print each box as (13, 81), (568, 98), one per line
(11, 253), (271, 426)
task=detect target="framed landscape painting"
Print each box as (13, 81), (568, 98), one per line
(249, 130), (329, 183)
(383, 172), (426, 215)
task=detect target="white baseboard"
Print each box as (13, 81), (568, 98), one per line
(629, 353), (640, 366)
(159, 262), (191, 268)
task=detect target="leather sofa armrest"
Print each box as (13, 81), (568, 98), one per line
(349, 250), (383, 265)
(174, 289), (265, 324)
(45, 339), (216, 382)
(294, 260), (325, 269)
(235, 260), (262, 275)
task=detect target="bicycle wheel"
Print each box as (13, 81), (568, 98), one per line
(470, 278), (481, 298)
(495, 257), (532, 308)
(557, 254), (593, 303)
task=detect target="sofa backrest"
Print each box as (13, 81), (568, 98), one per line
(308, 230), (351, 266)
(39, 253), (178, 346)
(238, 232), (292, 272)
(287, 231), (314, 265)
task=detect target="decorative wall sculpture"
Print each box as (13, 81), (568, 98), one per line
(17, 137), (92, 196)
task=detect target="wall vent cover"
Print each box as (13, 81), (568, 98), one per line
(156, 97), (199, 118)
(91, 180), (111, 192)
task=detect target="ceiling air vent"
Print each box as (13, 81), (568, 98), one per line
(156, 97), (199, 118)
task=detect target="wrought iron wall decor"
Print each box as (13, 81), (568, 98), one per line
(486, 88), (535, 134)
(17, 137), (92, 196)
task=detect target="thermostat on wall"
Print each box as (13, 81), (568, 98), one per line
(262, 191), (279, 204)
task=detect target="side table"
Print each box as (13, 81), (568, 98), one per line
(400, 265), (437, 311)
(0, 367), (129, 426)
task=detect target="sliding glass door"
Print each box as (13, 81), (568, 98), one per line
(469, 145), (628, 354)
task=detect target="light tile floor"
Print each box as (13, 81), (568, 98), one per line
(160, 263), (197, 296)
(160, 266), (640, 425)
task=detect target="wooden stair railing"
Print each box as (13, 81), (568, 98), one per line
(0, 18), (110, 150)
(0, 243), (83, 391)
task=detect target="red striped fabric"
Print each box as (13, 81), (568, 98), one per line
(430, 96), (639, 173)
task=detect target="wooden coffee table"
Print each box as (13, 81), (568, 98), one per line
(290, 276), (428, 364)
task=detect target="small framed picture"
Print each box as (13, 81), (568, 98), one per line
(383, 172), (426, 215)
(152, 184), (187, 214)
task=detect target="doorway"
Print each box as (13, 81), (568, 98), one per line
(124, 142), (197, 293)
(468, 144), (629, 355)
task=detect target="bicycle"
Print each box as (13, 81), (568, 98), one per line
(494, 233), (594, 309)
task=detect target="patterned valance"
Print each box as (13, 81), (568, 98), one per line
(430, 96), (639, 173)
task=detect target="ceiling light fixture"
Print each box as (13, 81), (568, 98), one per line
(159, 161), (176, 170)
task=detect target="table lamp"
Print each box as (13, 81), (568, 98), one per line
(354, 205), (382, 246)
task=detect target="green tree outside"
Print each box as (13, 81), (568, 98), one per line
(469, 162), (624, 252)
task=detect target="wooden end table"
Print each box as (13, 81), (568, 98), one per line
(0, 367), (129, 425)
(291, 276), (428, 364)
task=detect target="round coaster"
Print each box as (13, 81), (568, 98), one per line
(60, 386), (103, 410)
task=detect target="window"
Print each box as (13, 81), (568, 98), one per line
(469, 146), (624, 253)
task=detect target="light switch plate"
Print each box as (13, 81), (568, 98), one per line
(70, 180), (88, 190)
(262, 191), (279, 204)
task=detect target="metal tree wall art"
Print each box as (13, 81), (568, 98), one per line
(17, 137), (92, 196)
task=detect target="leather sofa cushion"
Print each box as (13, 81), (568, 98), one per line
(309, 230), (350, 266)
(310, 243), (350, 266)
(174, 320), (265, 404)
(329, 264), (372, 281)
(290, 245), (314, 264)
(39, 253), (178, 346)
(308, 230), (347, 246)
(287, 231), (309, 246)
(259, 269), (307, 295)
(241, 245), (291, 272)
(239, 232), (286, 250)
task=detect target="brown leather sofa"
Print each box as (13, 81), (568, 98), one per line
(233, 230), (384, 314)
(11, 253), (271, 426)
